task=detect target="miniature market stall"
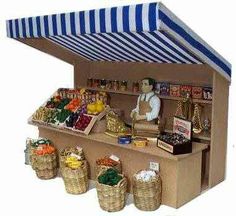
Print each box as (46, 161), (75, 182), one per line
(7, 2), (231, 209)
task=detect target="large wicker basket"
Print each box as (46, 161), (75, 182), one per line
(96, 173), (127, 212)
(60, 160), (89, 195)
(32, 153), (58, 180)
(132, 171), (162, 211)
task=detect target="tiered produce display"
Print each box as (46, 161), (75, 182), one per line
(31, 88), (109, 135)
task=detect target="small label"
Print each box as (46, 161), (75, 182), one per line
(149, 162), (159, 172)
(158, 140), (174, 153)
(109, 154), (120, 162)
(76, 146), (83, 151)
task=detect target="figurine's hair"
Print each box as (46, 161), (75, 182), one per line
(142, 77), (156, 90)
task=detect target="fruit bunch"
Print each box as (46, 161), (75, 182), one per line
(87, 100), (105, 115)
(74, 114), (92, 131)
(45, 95), (62, 109)
(32, 107), (58, 122)
(98, 168), (122, 186)
(65, 98), (81, 112)
(34, 144), (56, 156)
(66, 112), (79, 128)
(65, 156), (83, 169)
(96, 157), (119, 167)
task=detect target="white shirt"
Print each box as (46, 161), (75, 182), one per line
(132, 91), (161, 121)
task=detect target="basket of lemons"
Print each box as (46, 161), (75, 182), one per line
(60, 147), (88, 195)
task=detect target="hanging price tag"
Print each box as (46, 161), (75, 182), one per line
(149, 162), (159, 172)
(109, 154), (120, 162)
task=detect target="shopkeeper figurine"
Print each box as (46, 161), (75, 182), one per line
(130, 78), (161, 137)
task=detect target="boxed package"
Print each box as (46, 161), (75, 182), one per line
(157, 117), (192, 155)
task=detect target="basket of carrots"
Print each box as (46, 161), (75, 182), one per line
(31, 140), (58, 180)
(59, 147), (89, 194)
(95, 156), (122, 178)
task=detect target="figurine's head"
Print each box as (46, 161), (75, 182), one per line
(141, 77), (156, 93)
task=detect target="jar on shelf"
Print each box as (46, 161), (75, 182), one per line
(132, 81), (140, 92)
(105, 80), (112, 89)
(100, 79), (107, 89)
(87, 78), (93, 87)
(120, 81), (128, 91)
(93, 79), (100, 88)
(112, 80), (120, 91)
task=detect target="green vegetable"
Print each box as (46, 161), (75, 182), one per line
(98, 168), (122, 186)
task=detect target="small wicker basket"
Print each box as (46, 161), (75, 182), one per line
(32, 153), (58, 180)
(106, 111), (127, 133)
(96, 172), (127, 212)
(132, 171), (162, 211)
(60, 160), (89, 194)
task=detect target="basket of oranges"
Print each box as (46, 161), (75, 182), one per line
(31, 140), (58, 180)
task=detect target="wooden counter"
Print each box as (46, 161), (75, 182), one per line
(31, 121), (208, 208)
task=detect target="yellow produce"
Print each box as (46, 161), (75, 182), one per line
(87, 100), (105, 114)
(65, 156), (83, 169)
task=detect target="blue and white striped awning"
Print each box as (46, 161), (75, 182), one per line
(6, 2), (231, 81)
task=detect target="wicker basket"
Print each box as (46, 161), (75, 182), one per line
(106, 111), (127, 133)
(132, 171), (162, 211)
(32, 153), (58, 180)
(96, 173), (127, 212)
(59, 147), (85, 167)
(60, 160), (89, 194)
(95, 162), (122, 178)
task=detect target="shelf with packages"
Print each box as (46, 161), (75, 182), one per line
(79, 86), (212, 105)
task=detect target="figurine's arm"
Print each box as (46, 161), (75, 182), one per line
(146, 96), (161, 121)
(130, 95), (141, 118)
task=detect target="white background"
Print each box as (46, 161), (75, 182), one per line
(0, 0), (235, 215)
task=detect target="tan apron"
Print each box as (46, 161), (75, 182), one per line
(138, 93), (156, 124)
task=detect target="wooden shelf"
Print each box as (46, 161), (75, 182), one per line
(81, 86), (212, 104)
(29, 120), (208, 161)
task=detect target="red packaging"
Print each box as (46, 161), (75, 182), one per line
(180, 85), (192, 97)
(192, 86), (203, 99)
(170, 84), (181, 97)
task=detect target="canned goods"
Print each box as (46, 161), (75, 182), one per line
(120, 81), (128, 91)
(93, 79), (100, 88)
(132, 81), (140, 92)
(100, 79), (106, 89)
(112, 80), (120, 91)
(106, 80), (112, 89)
(118, 135), (132, 144)
(87, 78), (93, 87)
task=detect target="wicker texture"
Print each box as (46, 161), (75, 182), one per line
(59, 147), (85, 167)
(106, 111), (127, 133)
(61, 160), (89, 194)
(32, 153), (58, 180)
(95, 163), (122, 178)
(133, 172), (162, 211)
(96, 174), (127, 212)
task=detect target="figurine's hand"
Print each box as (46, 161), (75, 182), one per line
(130, 111), (136, 119)
(135, 114), (146, 121)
